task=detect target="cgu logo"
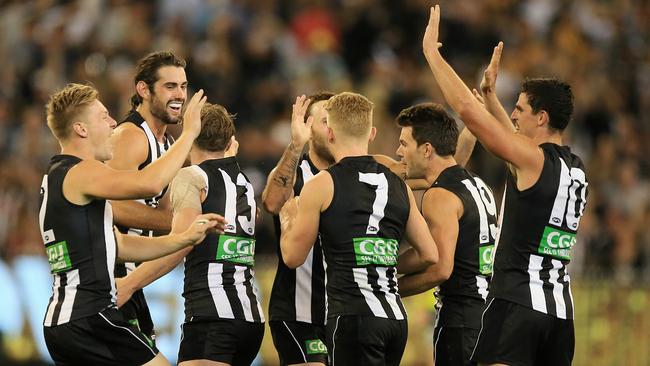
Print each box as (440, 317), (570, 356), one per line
(222, 238), (254, 255)
(358, 239), (398, 256)
(546, 231), (576, 249)
(481, 246), (493, 264)
(306, 339), (327, 354)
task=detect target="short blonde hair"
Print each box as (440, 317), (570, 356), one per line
(46, 83), (98, 140)
(325, 92), (374, 138)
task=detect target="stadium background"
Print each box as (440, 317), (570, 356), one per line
(0, 0), (648, 365)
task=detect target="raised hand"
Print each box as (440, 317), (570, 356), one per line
(480, 42), (504, 95)
(472, 88), (486, 108)
(423, 5), (443, 58)
(183, 213), (227, 245)
(291, 95), (313, 150)
(181, 89), (207, 138)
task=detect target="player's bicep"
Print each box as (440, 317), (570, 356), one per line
(290, 175), (329, 245)
(171, 207), (202, 234)
(65, 160), (157, 202)
(403, 186), (437, 264)
(422, 189), (460, 274)
(170, 168), (205, 214)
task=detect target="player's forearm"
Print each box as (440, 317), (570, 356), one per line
(424, 51), (483, 129)
(483, 92), (515, 133)
(121, 249), (189, 291)
(111, 200), (172, 232)
(397, 247), (430, 274)
(398, 268), (447, 297)
(454, 127), (477, 167)
(117, 232), (191, 263)
(140, 134), (195, 195)
(262, 143), (303, 214)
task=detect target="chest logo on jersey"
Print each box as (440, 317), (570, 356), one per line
(305, 339), (328, 354)
(538, 226), (576, 260)
(353, 237), (398, 266)
(46, 241), (72, 273)
(479, 244), (494, 275)
(216, 235), (255, 265)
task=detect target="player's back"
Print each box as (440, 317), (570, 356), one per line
(320, 155), (409, 320)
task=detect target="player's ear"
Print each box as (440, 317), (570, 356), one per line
(538, 109), (549, 127)
(71, 121), (88, 138)
(368, 126), (377, 143)
(422, 142), (434, 158)
(136, 81), (151, 101)
(327, 126), (335, 143)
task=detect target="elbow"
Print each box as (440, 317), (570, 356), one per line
(282, 251), (304, 269)
(262, 198), (282, 215)
(424, 248), (439, 266)
(142, 178), (166, 198)
(457, 101), (480, 127)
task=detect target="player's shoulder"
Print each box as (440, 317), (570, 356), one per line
(112, 122), (146, 142)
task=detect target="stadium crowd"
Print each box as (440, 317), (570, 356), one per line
(0, 0), (648, 287)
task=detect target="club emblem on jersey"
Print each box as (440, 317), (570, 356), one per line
(367, 226), (378, 233)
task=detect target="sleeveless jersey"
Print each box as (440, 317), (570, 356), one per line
(320, 156), (409, 320)
(489, 143), (588, 320)
(39, 155), (117, 326)
(115, 111), (174, 277)
(430, 165), (498, 328)
(182, 157), (265, 323)
(269, 154), (327, 325)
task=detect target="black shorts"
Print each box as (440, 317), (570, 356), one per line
(471, 298), (575, 366)
(44, 307), (159, 366)
(118, 289), (155, 341)
(433, 325), (478, 366)
(326, 315), (407, 366)
(269, 320), (328, 365)
(178, 317), (264, 365)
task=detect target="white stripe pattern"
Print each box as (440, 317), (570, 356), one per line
(39, 175), (50, 243)
(527, 254), (547, 313)
(234, 266), (254, 321)
(375, 267), (404, 319)
(283, 321), (307, 363)
(352, 267), (387, 318)
(549, 259), (566, 319)
(461, 179), (490, 244)
(208, 263), (234, 318)
(295, 246), (314, 323)
(476, 275), (489, 301)
(56, 269), (80, 324)
(104, 203), (117, 303)
(250, 269), (265, 322)
(44, 275), (61, 326)
(99, 312), (156, 356)
(470, 298), (495, 360)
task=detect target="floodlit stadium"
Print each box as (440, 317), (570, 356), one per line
(0, 1), (648, 365)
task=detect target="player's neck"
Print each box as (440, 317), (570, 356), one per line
(533, 130), (563, 146)
(136, 104), (168, 142)
(332, 144), (368, 162)
(190, 149), (225, 165)
(60, 141), (97, 161)
(307, 147), (331, 171)
(426, 156), (457, 185)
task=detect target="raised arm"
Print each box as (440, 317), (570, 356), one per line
(453, 126), (477, 167)
(279, 171), (332, 268)
(398, 188), (460, 297)
(262, 96), (313, 214)
(63, 90), (207, 204)
(422, 6), (542, 175)
(398, 185), (439, 271)
(480, 41), (515, 132)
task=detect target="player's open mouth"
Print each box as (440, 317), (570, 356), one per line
(168, 101), (183, 114)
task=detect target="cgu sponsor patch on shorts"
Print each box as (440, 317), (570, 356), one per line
(538, 226), (576, 260)
(353, 237), (398, 266)
(216, 235), (255, 265)
(479, 244), (494, 275)
(305, 339), (327, 355)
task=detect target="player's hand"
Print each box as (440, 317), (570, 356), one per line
(181, 89), (207, 139)
(279, 196), (299, 232)
(472, 88), (486, 109)
(182, 213), (227, 246)
(290, 95), (313, 151)
(480, 42), (504, 95)
(224, 136), (239, 157)
(115, 277), (134, 308)
(422, 5), (443, 58)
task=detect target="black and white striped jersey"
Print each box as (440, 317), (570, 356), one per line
(489, 143), (588, 320)
(115, 111), (174, 277)
(182, 157), (265, 323)
(269, 154), (327, 325)
(430, 165), (497, 328)
(320, 156), (409, 320)
(39, 155), (117, 327)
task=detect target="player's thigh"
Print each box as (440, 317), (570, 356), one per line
(535, 318), (574, 366)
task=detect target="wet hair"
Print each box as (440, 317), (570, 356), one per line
(196, 103), (235, 152)
(521, 78), (574, 132)
(129, 51), (186, 110)
(46, 83), (99, 141)
(396, 103), (458, 156)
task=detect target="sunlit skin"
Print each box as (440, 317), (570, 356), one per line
(144, 66), (188, 125)
(396, 126), (428, 180)
(309, 100), (336, 165)
(82, 99), (118, 161)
